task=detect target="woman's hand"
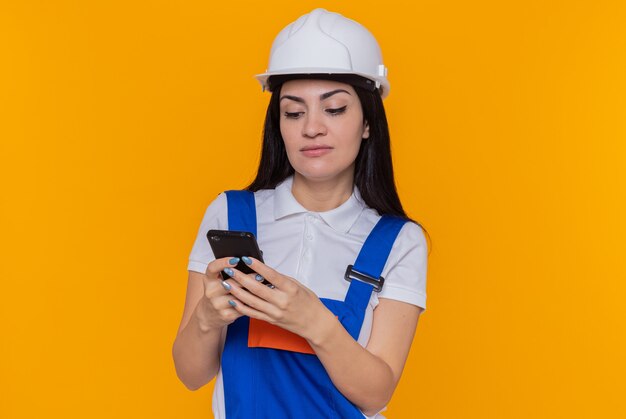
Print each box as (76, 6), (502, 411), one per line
(194, 257), (244, 332)
(220, 257), (335, 341)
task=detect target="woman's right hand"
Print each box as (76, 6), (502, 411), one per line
(195, 257), (243, 331)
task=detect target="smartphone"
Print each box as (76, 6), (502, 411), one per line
(206, 229), (271, 285)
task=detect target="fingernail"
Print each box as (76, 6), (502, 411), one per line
(229, 257), (240, 265)
(221, 281), (231, 291)
(228, 300), (237, 307)
(223, 268), (234, 277)
(242, 256), (252, 265)
(255, 274), (264, 282)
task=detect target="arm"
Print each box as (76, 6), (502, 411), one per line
(172, 259), (243, 390)
(223, 259), (423, 415)
(309, 298), (422, 416)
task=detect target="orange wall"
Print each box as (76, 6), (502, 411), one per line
(1, 1), (625, 418)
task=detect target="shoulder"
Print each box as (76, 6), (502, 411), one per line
(205, 189), (274, 214)
(202, 191), (228, 217)
(352, 207), (426, 247)
(377, 220), (428, 309)
(396, 220), (428, 250)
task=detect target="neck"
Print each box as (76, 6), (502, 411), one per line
(291, 170), (355, 212)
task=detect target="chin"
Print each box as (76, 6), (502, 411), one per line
(293, 164), (354, 183)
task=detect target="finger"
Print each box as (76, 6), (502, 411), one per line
(223, 267), (277, 303)
(226, 298), (275, 324)
(216, 304), (243, 324)
(203, 275), (230, 298)
(222, 277), (281, 318)
(206, 256), (242, 277)
(242, 257), (290, 289)
(196, 291), (242, 326)
(210, 294), (248, 320)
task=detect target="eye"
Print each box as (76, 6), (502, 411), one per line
(284, 111), (304, 119)
(326, 105), (347, 116)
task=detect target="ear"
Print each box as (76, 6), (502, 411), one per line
(362, 120), (370, 139)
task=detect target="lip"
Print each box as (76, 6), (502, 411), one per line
(300, 145), (333, 157)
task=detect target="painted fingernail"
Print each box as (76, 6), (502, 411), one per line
(221, 281), (231, 291)
(229, 257), (240, 265)
(242, 256), (252, 265)
(255, 274), (264, 282)
(228, 300), (237, 307)
(223, 267), (234, 277)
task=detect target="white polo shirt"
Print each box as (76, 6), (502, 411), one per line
(187, 175), (428, 418)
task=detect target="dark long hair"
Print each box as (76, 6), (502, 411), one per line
(245, 76), (430, 245)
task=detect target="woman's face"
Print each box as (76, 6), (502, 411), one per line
(278, 79), (369, 183)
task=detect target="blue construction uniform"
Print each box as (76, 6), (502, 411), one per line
(221, 190), (407, 418)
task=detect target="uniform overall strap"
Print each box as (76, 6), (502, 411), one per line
(221, 190), (258, 418)
(343, 215), (407, 340)
(224, 190), (257, 236)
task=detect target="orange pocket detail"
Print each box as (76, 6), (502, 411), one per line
(248, 318), (315, 355)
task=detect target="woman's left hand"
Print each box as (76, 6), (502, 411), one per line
(220, 257), (334, 341)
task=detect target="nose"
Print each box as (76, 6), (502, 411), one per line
(302, 110), (327, 138)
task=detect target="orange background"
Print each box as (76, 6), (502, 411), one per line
(1, 1), (625, 418)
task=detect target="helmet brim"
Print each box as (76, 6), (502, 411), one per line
(255, 69), (390, 99)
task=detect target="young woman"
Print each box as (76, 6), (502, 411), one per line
(172, 8), (428, 418)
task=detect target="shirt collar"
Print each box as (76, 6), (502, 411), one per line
(273, 175), (366, 233)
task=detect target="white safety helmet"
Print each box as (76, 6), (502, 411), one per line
(255, 8), (390, 99)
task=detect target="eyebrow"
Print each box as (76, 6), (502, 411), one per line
(279, 89), (351, 103)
